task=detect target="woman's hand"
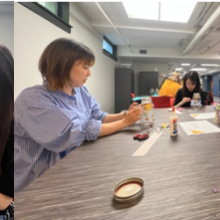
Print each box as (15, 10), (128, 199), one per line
(175, 97), (191, 108)
(123, 106), (142, 126)
(99, 105), (143, 137)
(128, 102), (138, 111)
(182, 97), (191, 103)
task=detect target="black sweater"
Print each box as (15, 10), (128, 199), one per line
(174, 88), (205, 107)
(0, 121), (14, 214)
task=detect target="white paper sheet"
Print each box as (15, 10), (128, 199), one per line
(190, 112), (215, 120)
(179, 120), (220, 135)
(168, 108), (183, 114)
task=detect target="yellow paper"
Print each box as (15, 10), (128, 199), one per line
(191, 130), (204, 134)
(158, 79), (182, 97)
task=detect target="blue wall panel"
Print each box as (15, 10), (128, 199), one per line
(206, 76), (211, 92)
(213, 72), (220, 96)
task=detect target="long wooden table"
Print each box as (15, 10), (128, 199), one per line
(15, 107), (220, 220)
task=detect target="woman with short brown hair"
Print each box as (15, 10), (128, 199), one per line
(14, 38), (142, 194)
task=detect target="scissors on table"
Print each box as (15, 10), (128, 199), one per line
(133, 126), (153, 141)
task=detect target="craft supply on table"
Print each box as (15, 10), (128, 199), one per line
(170, 106), (178, 137)
(213, 188), (218, 193)
(133, 124), (153, 141)
(214, 104), (220, 125)
(156, 123), (169, 133)
(168, 108), (183, 114)
(190, 93), (202, 112)
(179, 120), (220, 136)
(141, 97), (155, 125)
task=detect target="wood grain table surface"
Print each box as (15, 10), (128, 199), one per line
(15, 106), (220, 220)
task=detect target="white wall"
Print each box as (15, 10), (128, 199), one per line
(133, 62), (169, 94)
(118, 45), (220, 61)
(0, 3), (14, 55)
(14, 3), (117, 113)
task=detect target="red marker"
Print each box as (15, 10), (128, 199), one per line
(130, 93), (135, 98)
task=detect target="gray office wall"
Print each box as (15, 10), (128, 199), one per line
(115, 68), (134, 113)
(138, 71), (158, 95)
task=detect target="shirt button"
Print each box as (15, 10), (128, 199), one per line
(72, 101), (75, 103)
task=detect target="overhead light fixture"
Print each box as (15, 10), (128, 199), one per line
(201, 64), (220, 67)
(181, 63), (191, 66)
(160, 2), (197, 23)
(122, 2), (158, 20)
(190, 68), (207, 71)
(175, 68), (183, 71)
(122, 2), (197, 23)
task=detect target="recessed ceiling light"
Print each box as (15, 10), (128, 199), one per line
(190, 68), (207, 71)
(181, 63), (191, 66)
(201, 64), (220, 67)
(175, 68), (183, 71)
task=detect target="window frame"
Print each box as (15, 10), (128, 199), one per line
(103, 37), (118, 62)
(19, 2), (72, 33)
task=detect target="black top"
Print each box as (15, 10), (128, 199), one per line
(0, 121), (14, 214)
(174, 88), (205, 107)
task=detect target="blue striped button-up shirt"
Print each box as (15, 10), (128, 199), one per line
(14, 84), (107, 194)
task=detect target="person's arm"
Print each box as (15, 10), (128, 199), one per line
(102, 102), (138, 123)
(102, 112), (124, 123)
(173, 89), (191, 107)
(99, 106), (142, 137)
(99, 119), (128, 137)
(0, 193), (12, 211)
(17, 106), (103, 153)
(86, 86), (138, 124)
(173, 89), (182, 107)
(175, 97), (191, 108)
(18, 104), (142, 150)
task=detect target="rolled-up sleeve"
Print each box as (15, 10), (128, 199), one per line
(82, 86), (108, 121)
(17, 106), (102, 153)
(86, 119), (102, 139)
(91, 99), (108, 121)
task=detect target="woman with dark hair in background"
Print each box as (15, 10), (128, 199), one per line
(0, 45), (14, 219)
(174, 71), (204, 107)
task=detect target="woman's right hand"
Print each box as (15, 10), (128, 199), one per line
(123, 106), (143, 126)
(182, 97), (191, 103)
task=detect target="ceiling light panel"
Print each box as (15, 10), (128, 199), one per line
(201, 64), (220, 67)
(122, 2), (197, 23)
(181, 63), (191, 66)
(160, 2), (197, 23)
(190, 68), (207, 71)
(122, 2), (158, 20)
